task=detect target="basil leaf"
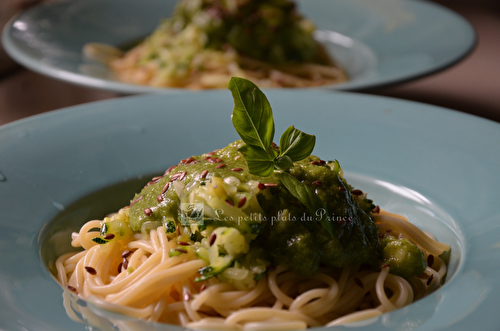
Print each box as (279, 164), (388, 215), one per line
(274, 155), (294, 170)
(280, 172), (334, 236)
(229, 77), (275, 152)
(239, 145), (275, 176)
(279, 126), (316, 162)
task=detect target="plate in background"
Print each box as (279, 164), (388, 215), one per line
(0, 90), (499, 330)
(2, 0), (476, 93)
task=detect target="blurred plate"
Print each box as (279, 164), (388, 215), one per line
(2, 0), (476, 93)
(0, 90), (499, 330)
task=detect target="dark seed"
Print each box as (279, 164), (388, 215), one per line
(225, 198), (234, 207)
(164, 165), (178, 175)
(179, 171), (187, 181)
(123, 258), (129, 270)
(122, 250), (133, 259)
(339, 186), (347, 192)
(206, 157), (217, 163)
(85, 266), (97, 275)
(161, 182), (170, 194)
(216, 164), (226, 169)
(427, 274), (434, 286)
(427, 255), (435, 268)
(380, 264), (390, 269)
(130, 195), (143, 206)
(200, 284), (207, 292)
(183, 291), (191, 302)
(209, 233), (217, 246)
(175, 248), (188, 254)
(66, 285), (77, 292)
(117, 262), (123, 273)
(231, 167), (243, 172)
(176, 226), (181, 236)
(103, 234), (115, 240)
(200, 170), (209, 179)
(312, 181), (322, 186)
(258, 182), (266, 190)
(264, 183), (278, 187)
(373, 205), (380, 214)
(214, 158), (223, 163)
(177, 241), (190, 246)
(238, 197), (246, 208)
(354, 277), (364, 289)
(351, 189), (363, 196)
(152, 176), (163, 181)
(144, 208), (152, 216)
(157, 194), (164, 202)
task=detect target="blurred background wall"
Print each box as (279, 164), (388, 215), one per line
(1, 0), (499, 124)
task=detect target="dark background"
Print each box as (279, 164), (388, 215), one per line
(1, 0), (499, 125)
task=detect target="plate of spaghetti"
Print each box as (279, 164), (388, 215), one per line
(2, 0), (475, 93)
(1, 80), (500, 331)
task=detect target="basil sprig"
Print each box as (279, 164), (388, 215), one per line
(229, 77), (316, 176)
(229, 77), (333, 236)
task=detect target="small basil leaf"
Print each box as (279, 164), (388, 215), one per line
(274, 155), (294, 170)
(279, 126), (316, 162)
(229, 77), (275, 152)
(239, 145), (275, 176)
(280, 172), (335, 236)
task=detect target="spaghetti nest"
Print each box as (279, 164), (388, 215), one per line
(56, 208), (449, 329)
(83, 0), (348, 89)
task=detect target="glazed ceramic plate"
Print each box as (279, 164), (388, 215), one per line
(1, 90), (499, 330)
(2, 0), (475, 93)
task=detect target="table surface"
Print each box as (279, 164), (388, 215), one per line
(1, 0), (499, 125)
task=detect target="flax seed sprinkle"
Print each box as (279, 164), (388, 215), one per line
(66, 285), (77, 292)
(200, 170), (209, 179)
(238, 197), (246, 208)
(85, 266), (97, 275)
(175, 248), (188, 254)
(164, 165), (178, 175)
(144, 208), (152, 216)
(354, 277), (364, 289)
(231, 167), (243, 172)
(216, 164), (226, 169)
(427, 255), (434, 268)
(122, 250), (133, 259)
(103, 234), (115, 240)
(130, 195), (143, 206)
(209, 232), (217, 246)
(161, 182), (170, 194)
